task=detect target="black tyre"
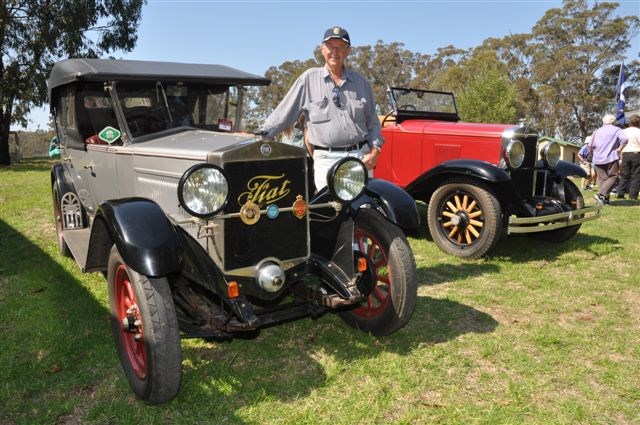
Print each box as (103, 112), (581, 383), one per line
(427, 178), (502, 259)
(530, 180), (584, 243)
(107, 246), (182, 404)
(52, 186), (72, 257)
(339, 209), (418, 336)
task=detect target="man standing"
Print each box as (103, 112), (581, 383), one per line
(591, 114), (628, 204)
(615, 114), (640, 200)
(262, 26), (382, 191)
(578, 135), (595, 191)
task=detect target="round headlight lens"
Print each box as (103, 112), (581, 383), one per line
(504, 140), (525, 169)
(178, 164), (229, 218)
(542, 141), (561, 169)
(328, 157), (368, 202)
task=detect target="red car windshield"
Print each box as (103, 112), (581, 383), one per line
(390, 87), (459, 121)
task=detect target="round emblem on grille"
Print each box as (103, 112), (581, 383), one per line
(266, 204), (280, 219)
(240, 201), (261, 225)
(260, 143), (272, 156)
(292, 195), (307, 219)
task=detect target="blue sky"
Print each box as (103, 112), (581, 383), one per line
(22, 0), (640, 130)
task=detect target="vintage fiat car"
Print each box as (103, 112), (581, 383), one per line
(48, 59), (419, 404)
(374, 87), (602, 259)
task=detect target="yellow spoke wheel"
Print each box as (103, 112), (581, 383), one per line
(427, 179), (502, 259)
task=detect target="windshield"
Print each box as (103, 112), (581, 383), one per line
(391, 88), (457, 114)
(115, 82), (240, 139)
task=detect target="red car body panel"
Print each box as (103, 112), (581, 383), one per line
(375, 120), (511, 188)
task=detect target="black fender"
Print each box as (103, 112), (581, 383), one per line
(405, 159), (511, 200)
(51, 164), (76, 201)
(352, 178), (420, 229)
(85, 197), (181, 277)
(551, 160), (587, 179)
(406, 159), (511, 193)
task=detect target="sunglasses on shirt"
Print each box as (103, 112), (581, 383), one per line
(332, 87), (341, 108)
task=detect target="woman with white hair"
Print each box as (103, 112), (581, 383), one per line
(591, 113), (628, 204)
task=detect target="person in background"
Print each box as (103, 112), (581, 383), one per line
(578, 135), (595, 191)
(591, 113), (628, 204)
(261, 26), (383, 191)
(615, 114), (640, 200)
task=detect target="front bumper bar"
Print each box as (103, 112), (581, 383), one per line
(507, 204), (602, 234)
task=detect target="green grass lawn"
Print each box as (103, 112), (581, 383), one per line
(1, 160), (639, 424)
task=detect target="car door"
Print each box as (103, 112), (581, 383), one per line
(78, 88), (124, 206)
(53, 87), (100, 211)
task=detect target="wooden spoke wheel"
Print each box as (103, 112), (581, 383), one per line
(427, 179), (502, 259)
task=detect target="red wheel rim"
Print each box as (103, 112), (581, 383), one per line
(115, 264), (147, 379)
(352, 229), (391, 318)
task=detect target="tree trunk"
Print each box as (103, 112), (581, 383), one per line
(0, 112), (12, 166)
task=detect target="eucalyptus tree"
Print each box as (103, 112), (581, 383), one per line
(245, 58), (319, 131)
(411, 45), (469, 91)
(1, 0), (145, 165)
(454, 50), (518, 124)
(348, 41), (416, 112)
(528, 0), (639, 139)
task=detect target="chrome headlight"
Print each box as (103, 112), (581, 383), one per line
(503, 139), (525, 169)
(541, 141), (561, 169)
(178, 164), (229, 218)
(327, 157), (368, 203)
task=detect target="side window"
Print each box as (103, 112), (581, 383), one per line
(192, 86), (238, 132)
(78, 83), (120, 144)
(54, 86), (75, 135)
(53, 86), (84, 150)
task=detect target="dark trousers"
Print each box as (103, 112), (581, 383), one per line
(617, 152), (640, 199)
(594, 160), (619, 199)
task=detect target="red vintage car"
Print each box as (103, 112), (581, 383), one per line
(374, 87), (602, 259)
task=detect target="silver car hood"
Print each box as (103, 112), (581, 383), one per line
(127, 130), (256, 161)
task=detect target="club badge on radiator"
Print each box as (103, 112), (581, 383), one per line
(292, 195), (307, 219)
(240, 200), (260, 225)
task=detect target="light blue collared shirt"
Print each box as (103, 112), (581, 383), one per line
(262, 66), (383, 150)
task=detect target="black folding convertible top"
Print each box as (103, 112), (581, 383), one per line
(47, 58), (271, 96)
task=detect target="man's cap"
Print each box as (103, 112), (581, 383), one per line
(323, 26), (350, 46)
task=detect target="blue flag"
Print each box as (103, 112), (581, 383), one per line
(616, 63), (627, 124)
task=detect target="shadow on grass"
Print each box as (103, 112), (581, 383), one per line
(492, 232), (620, 262)
(607, 198), (640, 207)
(416, 262), (500, 286)
(0, 219), (113, 423)
(407, 200), (620, 264)
(178, 295), (497, 416)
(0, 215), (497, 422)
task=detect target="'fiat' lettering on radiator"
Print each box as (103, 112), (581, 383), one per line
(238, 174), (292, 206)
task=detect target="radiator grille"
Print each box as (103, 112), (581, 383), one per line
(222, 157), (309, 270)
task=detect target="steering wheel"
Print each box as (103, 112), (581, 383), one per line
(124, 107), (166, 137)
(380, 109), (396, 127)
(398, 104), (417, 111)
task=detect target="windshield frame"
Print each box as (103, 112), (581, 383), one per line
(107, 80), (245, 143)
(389, 87), (460, 123)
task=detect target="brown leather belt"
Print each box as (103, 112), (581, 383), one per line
(312, 141), (368, 152)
